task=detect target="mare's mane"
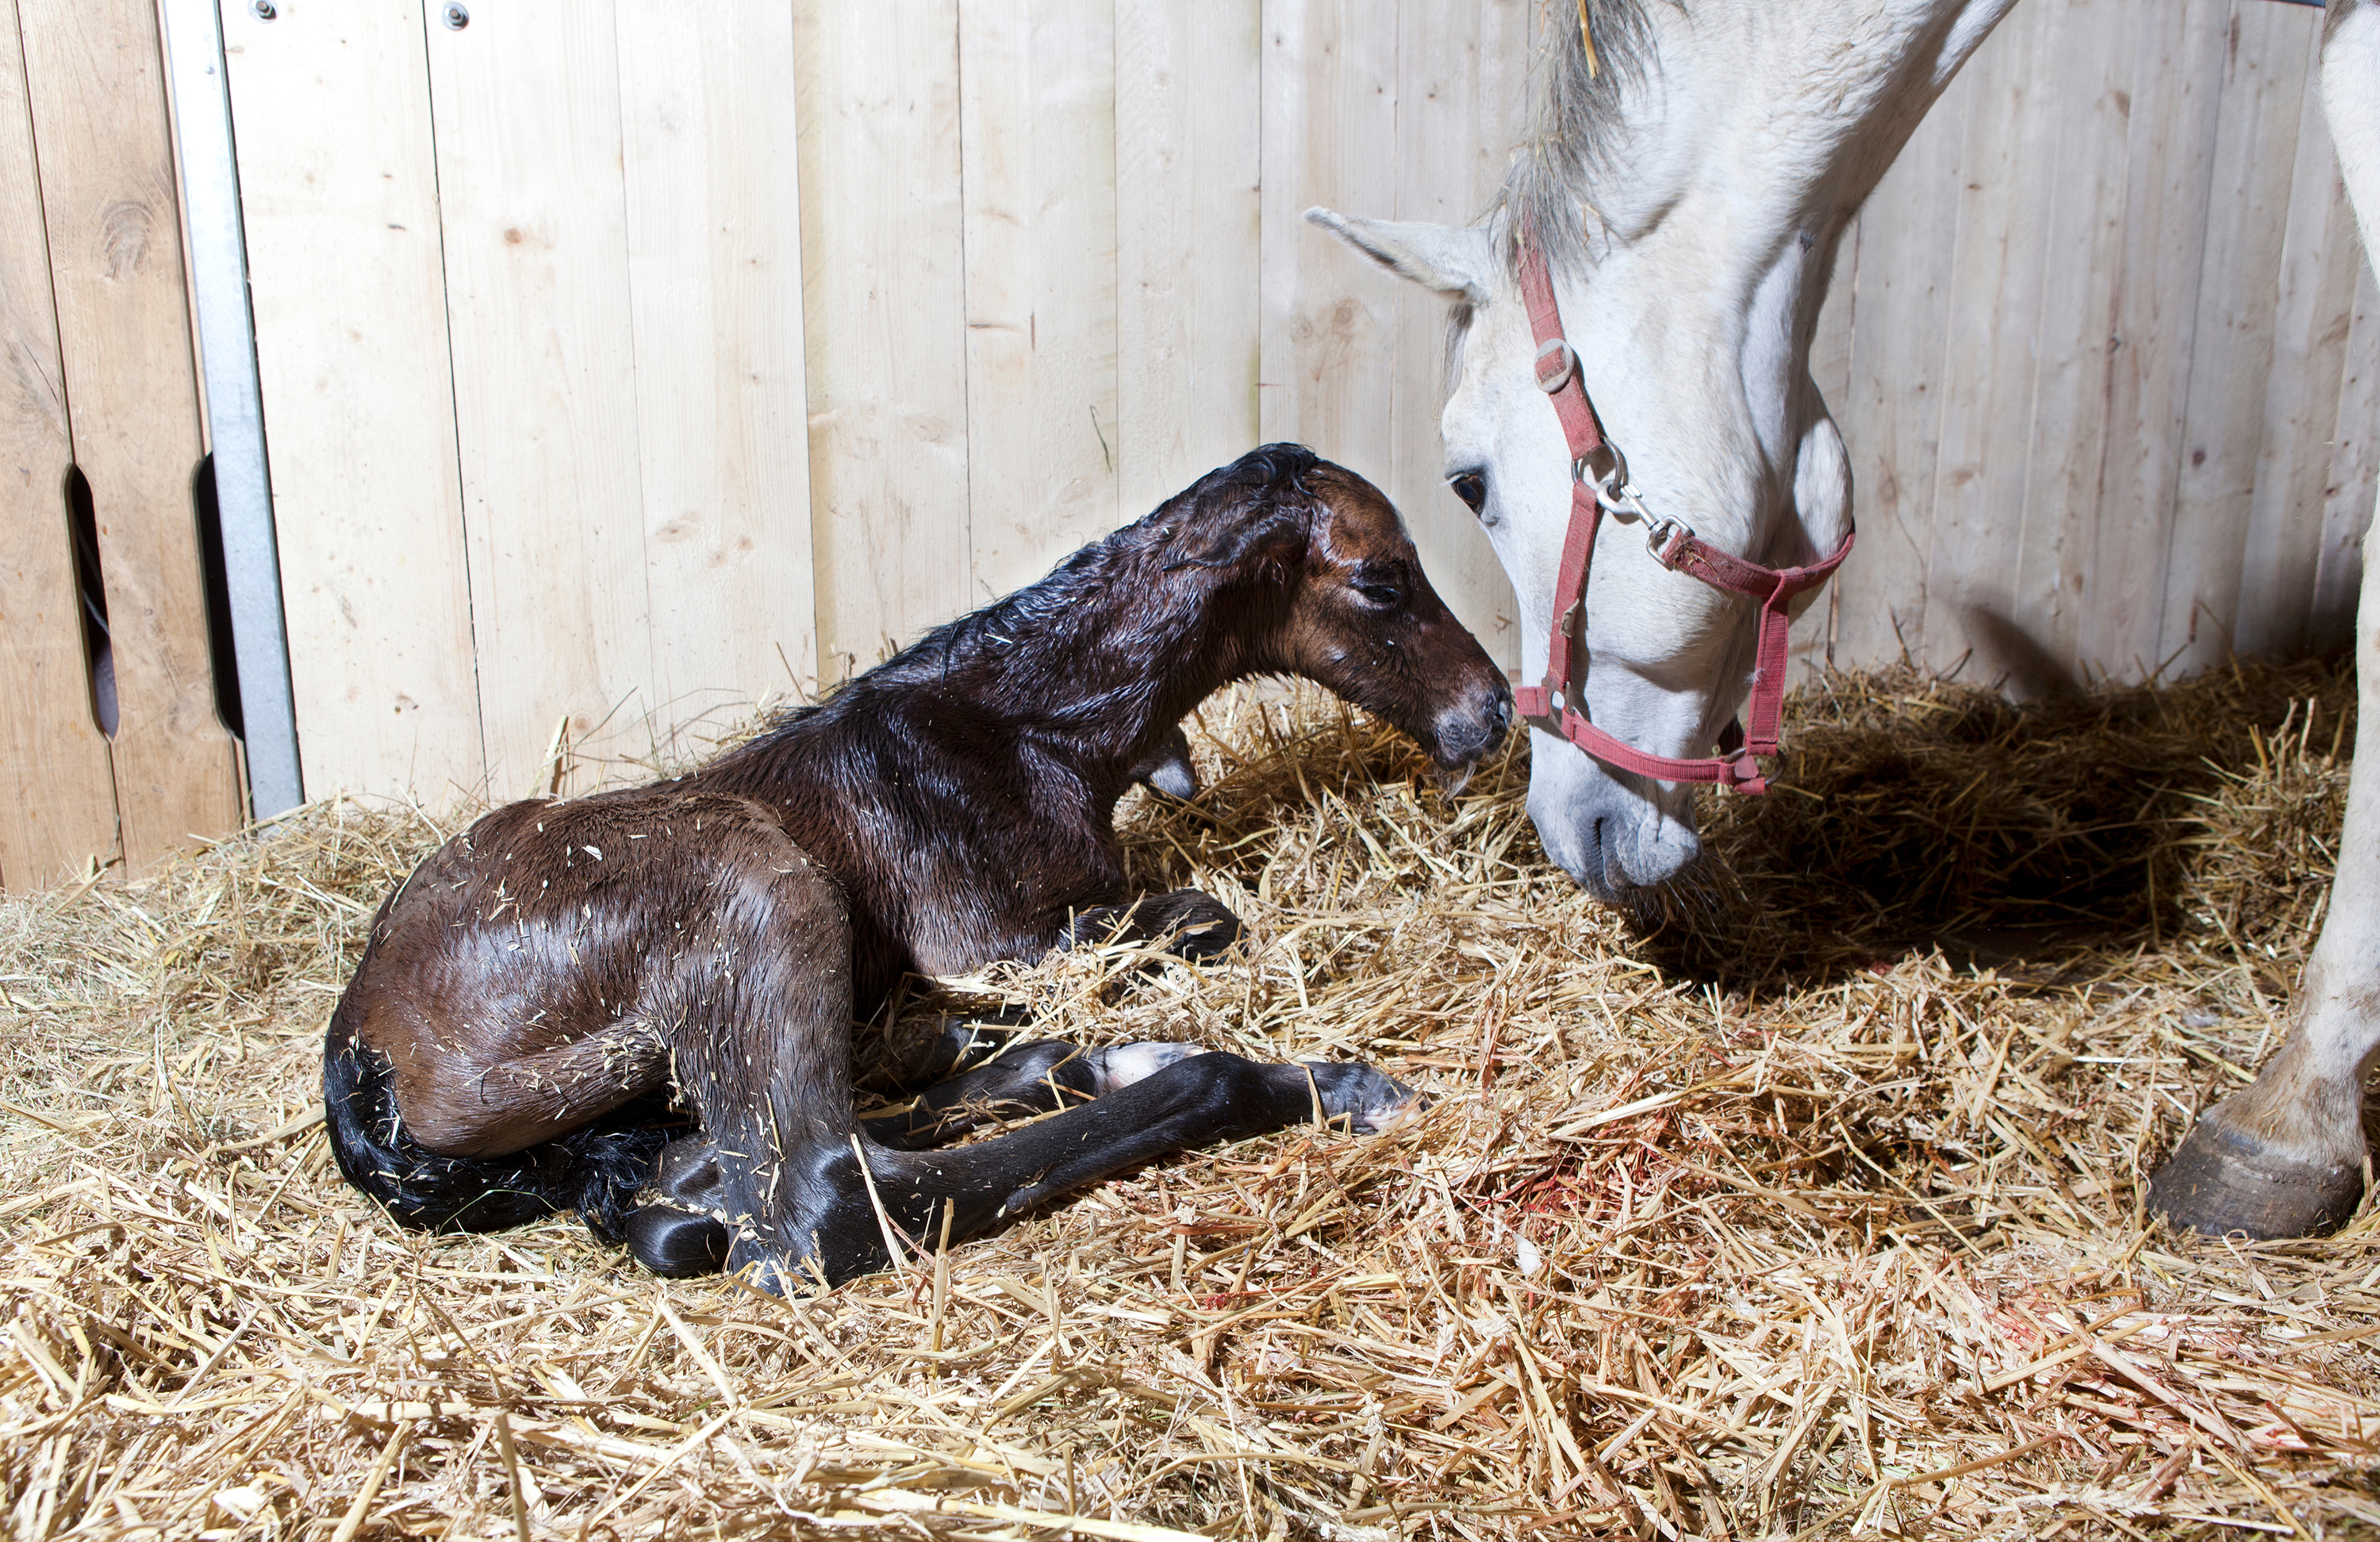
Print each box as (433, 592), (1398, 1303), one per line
(1495, 0), (1666, 278)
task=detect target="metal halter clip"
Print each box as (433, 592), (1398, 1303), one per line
(1645, 515), (1697, 569)
(1576, 442), (1649, 520)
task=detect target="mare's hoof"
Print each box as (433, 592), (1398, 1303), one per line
(2149, 1115), (2365, 1240)
(1305, 1063), (1426, 1135)
(1087, 1041), (1202, 1093)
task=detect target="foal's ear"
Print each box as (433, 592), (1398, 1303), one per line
(1304, 209), (1497, 308)
(1164, 504), (1311, 574)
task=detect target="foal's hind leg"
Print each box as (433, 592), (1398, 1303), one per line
(809, 1053), (1421, 1287)
(862, 1038), (1203, 1149)
(627, 1036), (1203, 1272)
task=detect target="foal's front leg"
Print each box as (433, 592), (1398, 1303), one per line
(1061, 888), (1244, 960)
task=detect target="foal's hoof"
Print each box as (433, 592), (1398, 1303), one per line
(1142, 889), (1243, 960)
(1305, 1063), (1426, 1134)
(2149, 1115), (2366, 1240)
(1087, 1041), (1203, 1093)
(627, 1205), (731, 1276)
(625, 1133), (734, 1275)
(1129, 727), (1202, 801)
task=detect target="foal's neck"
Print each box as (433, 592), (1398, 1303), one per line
(954, 562), (1265, 774)
(860, 535), (1278, 796)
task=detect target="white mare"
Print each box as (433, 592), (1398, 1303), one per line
(1313, 0), (2380, 1240)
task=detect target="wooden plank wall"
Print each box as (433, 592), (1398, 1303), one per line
(1807, 0), (2380, 693)
(0, 0), (242, 894)
(2, 0), (2342, 861)
(214, 0), (1541, 813)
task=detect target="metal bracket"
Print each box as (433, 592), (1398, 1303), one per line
(160, 0), (304, 818)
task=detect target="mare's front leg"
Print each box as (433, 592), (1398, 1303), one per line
(2151, 17), (2380, 1239)
(2149, 539), (2380, 1233)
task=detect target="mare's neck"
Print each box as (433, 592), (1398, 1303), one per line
(1562, 1), (2013, 416)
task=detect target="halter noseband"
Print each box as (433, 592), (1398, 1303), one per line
(1510, 226), (1854, 796)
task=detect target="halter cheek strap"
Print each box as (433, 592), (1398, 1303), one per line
(1508, 227), (1854, 796)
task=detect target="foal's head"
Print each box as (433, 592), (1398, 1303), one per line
(1166, 446), (1514, 786)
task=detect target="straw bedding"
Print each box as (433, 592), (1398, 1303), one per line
(4, 659), (2377, 1540)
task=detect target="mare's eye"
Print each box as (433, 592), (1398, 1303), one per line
(1357, 581), (1404, 610)
(1449, 472), (1488, 512)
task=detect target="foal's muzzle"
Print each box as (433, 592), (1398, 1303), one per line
(1431, 679), (1515, 788)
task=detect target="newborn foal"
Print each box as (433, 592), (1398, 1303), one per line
(325, 446), (1512, 1288)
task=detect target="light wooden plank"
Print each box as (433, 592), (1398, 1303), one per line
(2154, 0), (2311, 677)
(2006, 0), (2140, 686)
(1917, 3), (2067, 690)
(958, 0), (1119, 605)
(793, 0), (971, 679)
(2074, 0), (2236, 677)
(220, 0), (485, 804)
(1114, 0), (1261, 517)
(1388, 0), (1531, 673)
(0, 0), (117, 891)
(19, 0), (240, 866)
(2236, 14), (2365, 660)
(1257, 0), (1399, 460)
(425, 0), (652, 797)
(2312, 260), (2380, 648)
(1825, 59), (1971, 673)
(616, 0), (818, 742)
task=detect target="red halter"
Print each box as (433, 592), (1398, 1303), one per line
(1508, 228), (1854, 795)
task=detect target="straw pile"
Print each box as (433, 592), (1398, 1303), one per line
(4, 658), (2377, 1540)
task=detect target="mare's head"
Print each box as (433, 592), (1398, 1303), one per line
(1165, 445), (1513, 787)
(1307, 0), (2009, 901)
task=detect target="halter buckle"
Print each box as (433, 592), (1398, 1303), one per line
(1535, 339), (1577, 393)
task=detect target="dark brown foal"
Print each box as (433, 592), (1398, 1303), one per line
(324, 445), (1511, 1289)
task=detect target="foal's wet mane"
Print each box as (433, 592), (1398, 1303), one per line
(710, 445), (1326, 769)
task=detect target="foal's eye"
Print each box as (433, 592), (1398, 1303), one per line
(1449, 472), (1488, 512)
(1357, 582), (1404, 610)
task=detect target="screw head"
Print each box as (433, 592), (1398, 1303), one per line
(442, 2), (468, 27)
(251, 0), (275, 17)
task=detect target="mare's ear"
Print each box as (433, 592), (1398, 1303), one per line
(1165, 504), (1310, 573)
(1304, 209), (1497, 307)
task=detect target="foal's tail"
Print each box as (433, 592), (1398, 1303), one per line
(322, 1002), (678, 1243)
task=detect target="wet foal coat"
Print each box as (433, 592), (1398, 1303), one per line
(324, 446), (1512, 1287)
